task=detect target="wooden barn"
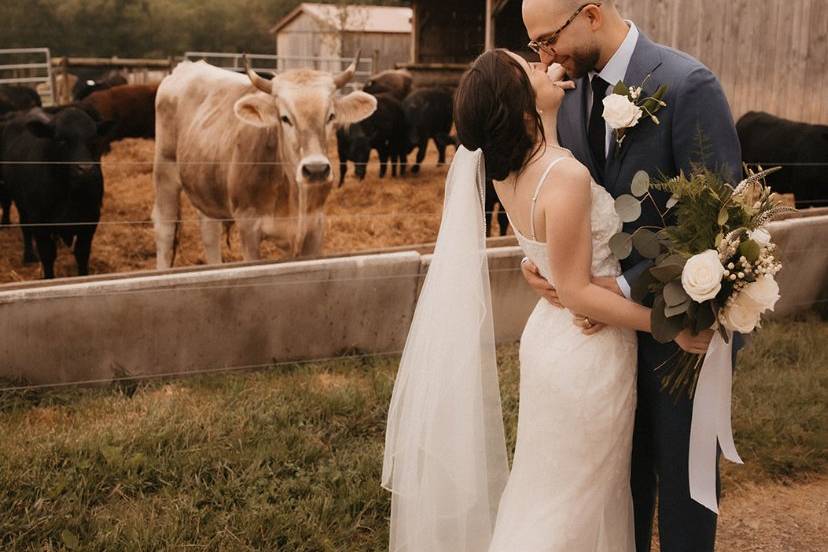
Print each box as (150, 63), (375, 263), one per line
(403, 0), (828, 123)
(402, 0), (528, 86)
(269, 3), (413, 72)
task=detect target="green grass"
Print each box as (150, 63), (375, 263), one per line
(0, 315), (825, 551)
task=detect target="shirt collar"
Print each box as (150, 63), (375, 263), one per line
(590, 21), (639, 86)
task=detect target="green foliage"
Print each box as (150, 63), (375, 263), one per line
(650, 169), (749, 256)
(0, 0), (408, 58)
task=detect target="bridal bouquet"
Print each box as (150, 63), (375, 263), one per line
(609, 166), (796, 396)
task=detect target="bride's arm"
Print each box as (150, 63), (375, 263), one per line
(538, 160), (653, 333)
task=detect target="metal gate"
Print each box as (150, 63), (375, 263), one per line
(0, 48), (55, 106)
(184, 51), (374, 92)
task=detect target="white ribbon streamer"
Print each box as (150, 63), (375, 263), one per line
(689, 330), (743, 513)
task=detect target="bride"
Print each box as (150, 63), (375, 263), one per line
(381, 49), (713, 551)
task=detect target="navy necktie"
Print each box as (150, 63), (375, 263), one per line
(588, 76), (610, 171)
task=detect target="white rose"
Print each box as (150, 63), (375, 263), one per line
(739, 275), (780, 313)
(720, 293), (762, 333)
(681, 250), (725, 302)
(748, 227), (772, 247)
(602, 94), (643, 130)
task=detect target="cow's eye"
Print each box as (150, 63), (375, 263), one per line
(280, 115), (293, 127)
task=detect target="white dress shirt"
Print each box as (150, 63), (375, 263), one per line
(587, 21), (640, 157)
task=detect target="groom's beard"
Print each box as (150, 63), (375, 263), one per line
(563, 48), (601, 80)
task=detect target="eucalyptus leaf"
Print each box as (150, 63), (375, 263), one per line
(631, 171), (650, 197)
(664, 280), (690, 307)
(665, 300), (690, 318)
(650, 263), (684, 283)
(652, 295), (685, 343)
(717, 207), (729, 226)
(614, 195), (642, 223)
(632, 229), (662, 259)
(666, 195), (679, 209)
(631, 268), (657, 304)
(609, 232), (633, 259)
(661, 253), (687, 266)
(693, 302), (716, 333)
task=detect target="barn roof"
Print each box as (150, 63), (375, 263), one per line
(270, 3), (413, 35)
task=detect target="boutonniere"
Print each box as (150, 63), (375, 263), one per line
(602, 74), (668, 152)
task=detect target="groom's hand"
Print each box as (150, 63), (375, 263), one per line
(592, 276), (624, 296)
(520, 257), (561, 307)
(675, 329), (715, 355)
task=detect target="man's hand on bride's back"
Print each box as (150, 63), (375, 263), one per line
(522, 258), (601, 334)
(521, 258), (561, 306)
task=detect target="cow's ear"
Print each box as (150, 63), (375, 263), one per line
(334, 91), (377, 125)
(25, 119), (55, 139)
(234, 93), (281, 128)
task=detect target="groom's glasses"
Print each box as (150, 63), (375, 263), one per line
(527, 3), (602, 57)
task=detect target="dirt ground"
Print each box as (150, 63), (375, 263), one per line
(652, 477), (828, 551)
(0, 138), (458, 283)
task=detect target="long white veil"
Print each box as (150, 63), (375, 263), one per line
(381, 146), (509, 551)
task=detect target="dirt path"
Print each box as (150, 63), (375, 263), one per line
(653, 478), (828, 551)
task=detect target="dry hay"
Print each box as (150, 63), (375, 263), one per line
(0, 138), (452, 283)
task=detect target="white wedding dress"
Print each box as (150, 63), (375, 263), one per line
(382, 149), (638, 552)
(488, 157), (638, 551)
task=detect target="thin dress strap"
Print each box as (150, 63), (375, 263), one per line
(529, 157), (568, 241)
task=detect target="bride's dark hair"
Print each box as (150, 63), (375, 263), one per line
(454, 49), (545, 181)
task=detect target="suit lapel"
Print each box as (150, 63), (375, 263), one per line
(558, 76), (603, 184)
(605, 33), (664, 194)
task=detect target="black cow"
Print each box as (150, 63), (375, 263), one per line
(0, 85), (42, 115)
(402, 87), (455, 174)
(1, 107), (112, 278)
(737, 111), (828, 208)
(336, 92), (408, 185)
(72, 70), (128, 101)
(0, 113), (13, 225)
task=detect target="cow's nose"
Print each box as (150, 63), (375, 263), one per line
(301, 162), (332, 181)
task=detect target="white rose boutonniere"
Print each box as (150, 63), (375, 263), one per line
(603, 94), (643, 130)
(603, 75), (668, 151)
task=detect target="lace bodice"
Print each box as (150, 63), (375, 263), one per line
(510, 159), (623, 285)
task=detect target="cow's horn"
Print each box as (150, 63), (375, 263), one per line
(333, 50), (361, 89)
(243, 54), (273, 94)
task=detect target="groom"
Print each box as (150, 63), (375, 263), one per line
(520, 1), (741, 551)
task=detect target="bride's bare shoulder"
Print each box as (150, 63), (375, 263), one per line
(545, 155), (592, 195)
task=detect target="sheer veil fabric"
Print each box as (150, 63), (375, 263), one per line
(381, 147), (510, 551)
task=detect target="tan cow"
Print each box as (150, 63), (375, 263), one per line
(152, 54), (376, 268)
